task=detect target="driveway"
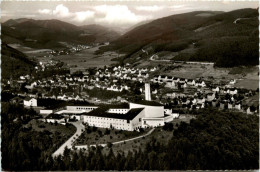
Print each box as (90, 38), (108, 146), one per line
(52, 121), (85, 157)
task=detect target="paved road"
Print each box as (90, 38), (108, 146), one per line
(112, 128), (155, 145)
(52, 121), (84, 157)
(75, 128), (155, 150)
(150, 54), (214, 65)
(233, 18), (250, 24)
(150, 54), (171, 62)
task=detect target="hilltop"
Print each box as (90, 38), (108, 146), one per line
(98, 8), (258, 67)
(1, 19), (120, 49)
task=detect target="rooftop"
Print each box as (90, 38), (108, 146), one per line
(132, 100), (163, 106)
(45, 113), (64, 119)
(83, 108), (144, 120)
(24, 97), (34, 101)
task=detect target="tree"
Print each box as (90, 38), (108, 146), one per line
(107, 142), (113, 148)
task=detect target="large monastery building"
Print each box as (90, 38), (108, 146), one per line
(42, 83), (175, 131)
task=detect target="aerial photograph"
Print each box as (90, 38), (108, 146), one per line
(1, 0), (259, 171)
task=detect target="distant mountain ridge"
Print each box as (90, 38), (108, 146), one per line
(2, 8), (259, 67)
(98, 8), (258, 67)
(2, 18), (120, 49)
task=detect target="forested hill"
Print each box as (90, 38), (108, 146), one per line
(2, 104), (258, 170)
(98, 8), (259, 67)
(2, 19), (120, 49)
(1, 43), (36, 79)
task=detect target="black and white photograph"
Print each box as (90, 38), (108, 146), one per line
(1, 0), (259, 171)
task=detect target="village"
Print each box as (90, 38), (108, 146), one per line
(2, 2), (259, 170)
(3, 57), (259, 117)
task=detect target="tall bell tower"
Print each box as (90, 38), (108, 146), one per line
(145, 83), (151, 101)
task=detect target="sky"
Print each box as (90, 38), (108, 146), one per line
(1, 1), (259, 30)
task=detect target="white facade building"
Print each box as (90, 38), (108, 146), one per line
(83, 108), (145, 131)
(24, 98), (37, 107)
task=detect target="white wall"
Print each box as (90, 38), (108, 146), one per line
(40, 110), (53, 115)
(83, 115), (133, 131)
(130, 108), (145, 130)
(24, 98), (37, 107)
(164, 115), (173, 122)
(107, 108), (129, 114)
(66, 106), (98, 112)
(142, 118), (164, 127)
(129, 103), (164, 118)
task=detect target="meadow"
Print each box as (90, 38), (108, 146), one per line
(53, 46), (118, 72)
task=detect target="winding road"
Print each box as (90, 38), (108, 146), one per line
(52, 121), (85, 157)
(52, 122), (155, 155)
(150, 54), (214, 65)
(75, 128), (155, 150)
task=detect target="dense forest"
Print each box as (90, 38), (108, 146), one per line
(1, 43), (36, 79)
(2, 102), (259, 171)
(1, 102), (76, 171)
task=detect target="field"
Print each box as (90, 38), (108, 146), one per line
(52, 46), (119, 72)
(234, 67), (259, 90)
(139, 61), (259, 90)
(235, 79), (259, 90)
(8, 43), (52, 59)
(102, 114), (195, 155)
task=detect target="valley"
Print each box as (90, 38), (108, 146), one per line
(1, 5), (259, 171)
(52, 46), (120, 73)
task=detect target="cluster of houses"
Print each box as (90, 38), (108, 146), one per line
(49, 44), (91, 56)
(4, 62), (258, 116)
(35, 60), (59, 71)
(163, 85), (258, 114)
(152, 75), (206, 88)
(16, 66), (159, 99)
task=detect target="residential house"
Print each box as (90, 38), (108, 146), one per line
(165, 81), (176, 88)
(179, 78), (186, 84)
(229, 88), (238, 95)
(207, 93), (215, 101)
(187, 79), (195, 86)
(196, 80), (206, 87)
(24, 97), (37, 107)
(234, 102), (241, 110)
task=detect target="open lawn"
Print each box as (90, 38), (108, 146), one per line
(52, 46), (119, 72)
(74, 126), (150, 146)
(102, 114), (195, 155)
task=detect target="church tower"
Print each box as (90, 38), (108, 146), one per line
(145, 83), (151, 101)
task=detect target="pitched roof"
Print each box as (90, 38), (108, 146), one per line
(83, 108), (144, 120)
(45, 113), (63, 119)
(132, 100), (163, 106)
(24, 97), (33, 101)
